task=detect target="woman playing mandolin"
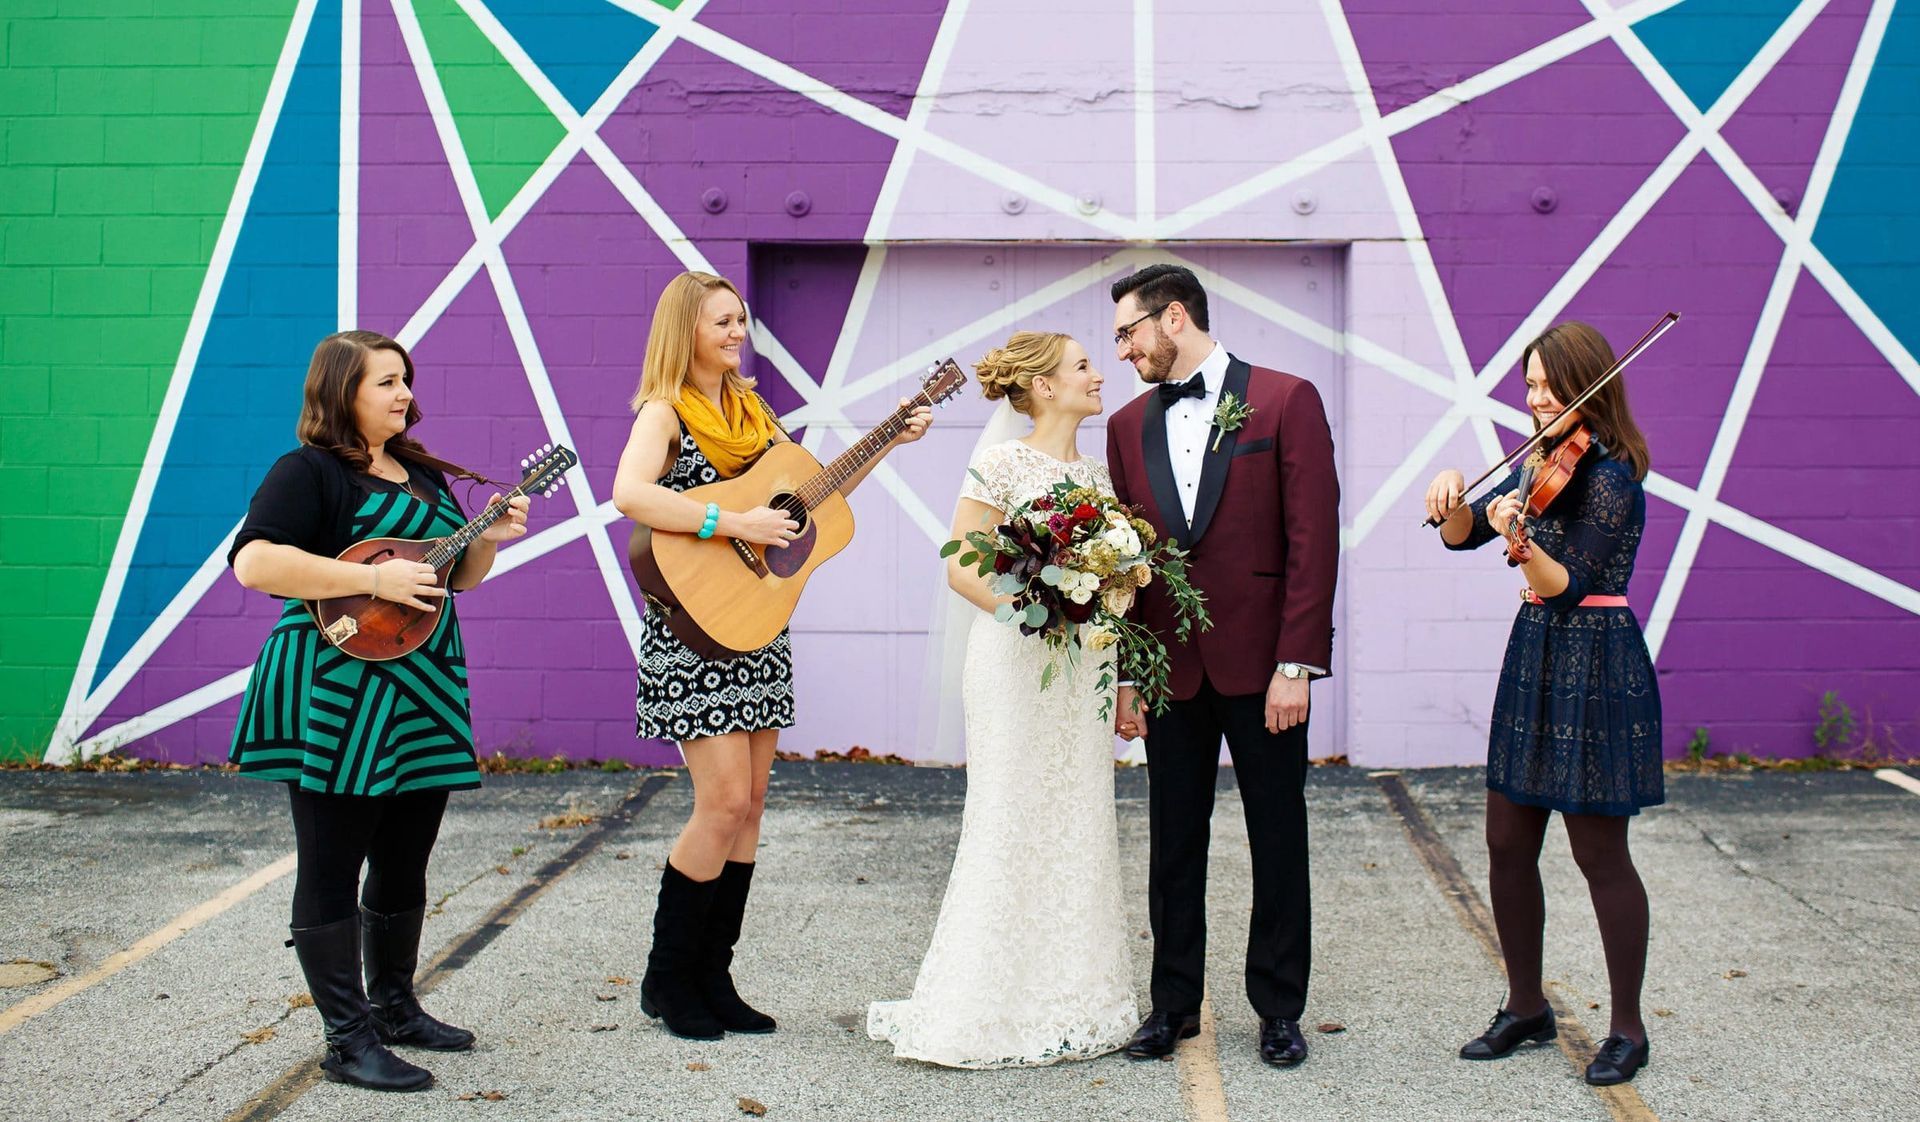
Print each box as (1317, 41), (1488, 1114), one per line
(611, 271), (930, 1040)
(228, 331), (528, 1093)
(1423, 320), (1661, 1087)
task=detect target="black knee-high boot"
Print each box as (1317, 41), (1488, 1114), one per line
(361, 905), (476, 1051)
(289, 918), (434, 1092)
(640, 861), (724, 1040)
(699, 860), (775, 1033)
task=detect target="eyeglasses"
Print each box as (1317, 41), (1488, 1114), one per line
(1114, 306), (1166, 349)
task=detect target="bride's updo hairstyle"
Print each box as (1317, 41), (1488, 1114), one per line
(974, 331), (1069, 416)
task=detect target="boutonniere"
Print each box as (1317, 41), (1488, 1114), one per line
(1210, 392), (1255, 452)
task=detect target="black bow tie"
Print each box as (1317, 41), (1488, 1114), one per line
(1156, 373), (1206, 405)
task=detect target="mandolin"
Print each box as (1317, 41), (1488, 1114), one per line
(308, 443), (577, 660)
(629, 360), (966, 659)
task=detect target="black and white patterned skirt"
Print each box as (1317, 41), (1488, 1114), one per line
(634, 606), (795, 743)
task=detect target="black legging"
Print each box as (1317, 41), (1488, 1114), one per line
(1485, 790), (1649, 1039)
(288, 787), (450, 928)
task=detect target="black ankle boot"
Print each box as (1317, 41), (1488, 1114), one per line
(361, 905), (475, 1051)
(639, 862), (724, 1040)
(289, 918), (434, 1092)
(699, 861), (775, 1034)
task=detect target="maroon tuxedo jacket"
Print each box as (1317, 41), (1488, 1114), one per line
(1105, 355), (1340, 700)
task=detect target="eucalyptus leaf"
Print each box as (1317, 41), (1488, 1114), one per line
(1024, 602), (1048, 629)
(938, 539), (962, 558)
(1040, 565), (1063, 587)
(994, 603), (1016, 624)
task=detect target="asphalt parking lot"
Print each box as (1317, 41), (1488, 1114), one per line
(1, 762), (1915, 1121)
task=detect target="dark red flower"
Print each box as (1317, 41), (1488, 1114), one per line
(1072, 503), (1099, 522)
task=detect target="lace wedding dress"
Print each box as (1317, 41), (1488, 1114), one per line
(869, 440), (1139, 1068)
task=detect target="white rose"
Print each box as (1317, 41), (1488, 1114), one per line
(1085, 624), (1119, 651)
(1068, 585), (1094, 604)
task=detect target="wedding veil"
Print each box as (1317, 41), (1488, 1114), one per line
(912, 398), (1028, 765)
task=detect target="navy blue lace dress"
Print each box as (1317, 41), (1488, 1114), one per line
(1448, 453), (1663, 816)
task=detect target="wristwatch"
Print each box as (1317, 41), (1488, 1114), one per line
(1277, 662), (1309, 681)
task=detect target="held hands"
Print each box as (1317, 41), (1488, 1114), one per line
(1423, 469), (1467, 524)
(478, 494), (531, 543)
(1266, 671), (1309, 733)
(371, 558), (445, 612)
(733, 505), (801, 548)
(895, 399), (933, 444)
(1114, 685), (1148, 741)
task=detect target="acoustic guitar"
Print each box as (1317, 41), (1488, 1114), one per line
(629, 360), (966, 659)
(308, 443), (577, 660)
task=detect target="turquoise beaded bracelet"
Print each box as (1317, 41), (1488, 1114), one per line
(697, 502), (720, 539)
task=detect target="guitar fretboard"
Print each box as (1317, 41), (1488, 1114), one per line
(794, 396), (928, 510)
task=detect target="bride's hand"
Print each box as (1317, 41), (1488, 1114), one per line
(1115, 685), (1147, 741)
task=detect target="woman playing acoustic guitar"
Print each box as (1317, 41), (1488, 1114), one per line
(229, 331), (529, 1092)
(612, 271), (930, 1040)
(1423, 320), (1661, 1087)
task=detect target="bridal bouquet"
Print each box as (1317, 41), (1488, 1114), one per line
(942, 477), (1210, 718)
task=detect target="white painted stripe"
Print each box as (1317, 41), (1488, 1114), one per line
(0, 851), (299, 1037)
(1133, 0), (1155, 229)
(397, 0), (646, 661)
(47, 0), (321, 765)
(339, 0), (361, 329)
(863, 0), (970, 243)
(1313, 0), (1503, 464)
(1874, 768), (1920, 797)
(393, 0), (711, 351)
(603, 0), (1144, 239)
(69, 522), (241, 759)
(74, 668), (252, 759)
(1155, 0), (1688, 236)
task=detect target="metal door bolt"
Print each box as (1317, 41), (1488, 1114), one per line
(784, 191), (812, 217)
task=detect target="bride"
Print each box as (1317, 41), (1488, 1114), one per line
(868, 331), (1139, 1068)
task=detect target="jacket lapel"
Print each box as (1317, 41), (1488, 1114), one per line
(1140, 390), (1189, 546)
(1186, 356), (1251, 547)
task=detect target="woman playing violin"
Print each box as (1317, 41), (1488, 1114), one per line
(1423, 321), (1660, 1087)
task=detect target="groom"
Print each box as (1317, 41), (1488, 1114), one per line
(1104, 265), (1339, 1068)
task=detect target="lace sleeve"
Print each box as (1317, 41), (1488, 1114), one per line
(958, 442), (1012, 512)
(1445, 466), (1520, 552)
(1543, 458), (1638, 610)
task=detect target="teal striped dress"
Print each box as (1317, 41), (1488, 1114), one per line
(229, 447), (482, 796)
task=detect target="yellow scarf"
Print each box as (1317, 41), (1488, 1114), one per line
(673, 382), (779, 477)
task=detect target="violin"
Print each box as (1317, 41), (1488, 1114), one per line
(1500, 424), (1594, 564)
(1424, 311), (1679, 536)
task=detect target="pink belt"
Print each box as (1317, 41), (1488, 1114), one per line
(1522, 590), (1629, 608)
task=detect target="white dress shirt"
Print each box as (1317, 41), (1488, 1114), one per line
(1162, 342), (1231, 526)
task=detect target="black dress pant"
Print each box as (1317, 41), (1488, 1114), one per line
(1145, 675), (1311, 1020)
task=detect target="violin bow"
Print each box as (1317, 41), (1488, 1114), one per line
(1422, 311), (1681, 528)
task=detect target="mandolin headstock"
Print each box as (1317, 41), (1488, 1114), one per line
(517, 443), (579, 499)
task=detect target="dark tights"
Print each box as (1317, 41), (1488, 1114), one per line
(288, 787), (449, 928)
(1484, 790), (1648, 1041)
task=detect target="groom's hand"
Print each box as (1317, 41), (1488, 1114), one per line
(1115, 686), (1147, 741)
(1266, 673), (1309, 734)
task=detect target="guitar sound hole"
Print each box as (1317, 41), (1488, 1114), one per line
(769, 493), (808, 534)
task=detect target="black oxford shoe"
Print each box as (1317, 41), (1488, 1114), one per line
(1459, 1005), (1556, 1060)
(1585, 1034), (1649, 1085)
(1258, 1017), (1307, 1067)
(1125, 1011), (1200, 1059)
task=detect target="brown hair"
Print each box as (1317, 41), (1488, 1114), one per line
(975, 331), (1070, 416)
(1522, 321), (1651, 481)
(630, 271), (755, 411)
(295, 330), (428, 472)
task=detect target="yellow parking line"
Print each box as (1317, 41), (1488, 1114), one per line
(1177, 991), (1231, 1122)
(0, 852), (298, 1037)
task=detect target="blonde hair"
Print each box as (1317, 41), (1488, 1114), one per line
(630, 271), (755, 411)
(974, 331), (1070, 415)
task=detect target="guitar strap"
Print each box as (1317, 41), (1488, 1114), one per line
(752, 392), (794, 444)
(391, 445), (513, 489)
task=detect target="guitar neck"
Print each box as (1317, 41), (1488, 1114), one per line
(424, 485), (527, 568)
(796, 398), (924, 509)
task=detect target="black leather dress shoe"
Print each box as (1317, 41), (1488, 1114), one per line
(1258, 1017), (1307, 1067)
(1459, 1005), (1556, 1060)
(1125, 1011), (1201, 1059)
(1585, 1034), (1649, 1085)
